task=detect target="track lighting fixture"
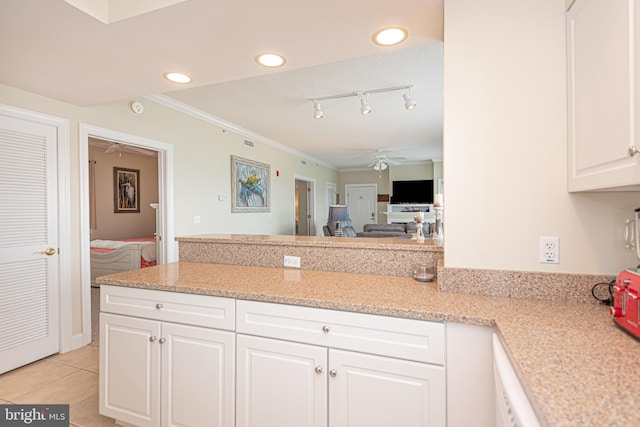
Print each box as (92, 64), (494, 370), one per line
(359, 92), (372, 115)
(403, 87), (416, 110)
(311, 84), (415, 119)
(313, 101), (323, 119)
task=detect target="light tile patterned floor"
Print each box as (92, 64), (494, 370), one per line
(0, 318), (113, 426)
(0, 345), (114, 427)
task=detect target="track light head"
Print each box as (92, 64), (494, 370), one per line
(359, 92), (372, 115)
(313, 100), (323, 119)
(403, 87), (416, 110)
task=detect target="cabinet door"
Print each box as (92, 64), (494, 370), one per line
(567, 0), (640, 190)
(99, 313), (161, 427)
(161, 323), (235, 427)
(236, 334), (327, 427)
(328, 349), (445, 427)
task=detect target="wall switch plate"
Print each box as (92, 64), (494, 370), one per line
(194, 215), (201, 224)
(539, 236), (559, 264)
(284, 255), (301, 268)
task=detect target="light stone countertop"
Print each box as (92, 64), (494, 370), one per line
(175, 233), (444, 252)
(97, 262), (640, 426)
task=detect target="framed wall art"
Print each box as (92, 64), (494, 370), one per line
(114, 167), (140, 213)
(231, 156), (270, 212)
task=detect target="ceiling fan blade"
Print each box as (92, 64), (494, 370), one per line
(386, 159), (402, 165)
(127, 145), (156, 156)
(366, 161), (377, 167)
(105, 143), (118, 154)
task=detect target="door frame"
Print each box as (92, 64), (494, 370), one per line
(293, 175), (316, 236)
(345, 183), (378, 227)
(79, 124), (175, 347)
(325, 182), (337, 220)
(0, 103), (72, 353)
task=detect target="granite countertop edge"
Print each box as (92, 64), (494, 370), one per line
(96, 262), (640, 426)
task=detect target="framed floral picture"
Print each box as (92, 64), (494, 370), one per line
(231, 156), (270, 212)
(113, 167), (140, 213)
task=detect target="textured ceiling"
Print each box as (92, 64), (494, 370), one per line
(0, 0), (443, 169)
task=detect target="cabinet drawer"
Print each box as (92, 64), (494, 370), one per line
(100, 285), (235, 330)
(236, 300), (444, 365)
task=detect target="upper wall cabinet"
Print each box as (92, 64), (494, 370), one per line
(567, 0), (640, 191)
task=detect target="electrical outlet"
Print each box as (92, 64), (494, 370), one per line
(284, 255), (301, 268)
(539, 236), (559, 264)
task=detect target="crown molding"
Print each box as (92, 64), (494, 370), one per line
(145, 94), (336, 170)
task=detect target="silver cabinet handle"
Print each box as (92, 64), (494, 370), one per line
(322, 325), (330, 333)
(156, 303), (163, 310)
(329, 369), (337, 377)
(629, 146), (640, 157)
(315, 366), (323, 374)
(149, 336), (157, 342)
(159, 337), (167, 344)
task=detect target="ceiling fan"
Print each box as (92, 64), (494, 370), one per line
(105, 142), (156, 157)
(367, 149), (404, 171)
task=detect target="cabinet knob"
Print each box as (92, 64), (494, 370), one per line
(329, 369), (337, 377)
(315, 366), (323, 374)
(149, 336), (157, 342)
(628, 146), (640, 157)
(322, 325), (330, 333)
(159, 337), (167, 344)
(156, 303), (163, 310)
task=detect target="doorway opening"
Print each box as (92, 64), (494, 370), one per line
(345, 183), (378, 233)
(79, 124), (174, 347)
(294, 177), (316, 236)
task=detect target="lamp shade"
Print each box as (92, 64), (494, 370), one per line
(328, 205), (349, 222)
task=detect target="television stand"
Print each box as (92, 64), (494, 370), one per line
(383, 204), (435, 224)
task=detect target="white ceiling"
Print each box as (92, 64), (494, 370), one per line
(0, 0), (444, 170)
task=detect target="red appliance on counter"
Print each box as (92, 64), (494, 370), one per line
(610, 269), (640, 339)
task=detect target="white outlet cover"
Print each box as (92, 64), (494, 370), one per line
(539, 236), (559, 264)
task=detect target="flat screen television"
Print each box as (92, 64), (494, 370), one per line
(391, 180), (434, 204)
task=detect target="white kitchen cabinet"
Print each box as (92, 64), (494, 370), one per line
(567, 0), (640, 191)
(99, 286), (235, 427)
(100, 312), (160, 427)
(236, 300), (445, 427)
(236, 334), (328, 427)
(328, 349), (445, 427)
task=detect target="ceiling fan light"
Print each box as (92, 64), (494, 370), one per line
(373, 161), (388, 171)
(403, 92), (416, 110)
(313, 100), (324, 119)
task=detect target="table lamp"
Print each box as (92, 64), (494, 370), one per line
(328, 205), (349, 236)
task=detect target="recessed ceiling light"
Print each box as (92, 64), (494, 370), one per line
(255, 53), (286, 68)
(372, 27), (408, 46)
(163, 72), (193, 84)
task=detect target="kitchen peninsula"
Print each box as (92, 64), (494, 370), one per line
(176, 234), (443, 277)
(97, 235), (640, 426)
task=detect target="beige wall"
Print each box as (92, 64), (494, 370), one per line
(89, 143), (158, 240)
(388, 163), (434, 183)
(0, 83), (339, 336)
(443, 0), (638, 275)
(339, 163), (441, 223)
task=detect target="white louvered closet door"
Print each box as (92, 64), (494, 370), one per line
(0, 114), (59, 374)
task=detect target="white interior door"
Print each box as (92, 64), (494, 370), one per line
(0, 114), (59, 374)
(345, 184), (377, 233)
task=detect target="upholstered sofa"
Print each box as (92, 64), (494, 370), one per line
(356, 222), (432, 238)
